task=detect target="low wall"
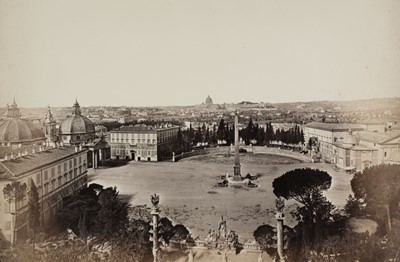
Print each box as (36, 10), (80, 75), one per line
(174, 146), (311, 162)
(252, 146), (311, 162)
(174, 147), (227, 162)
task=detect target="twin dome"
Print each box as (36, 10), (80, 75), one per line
(0, 100), (94, 145)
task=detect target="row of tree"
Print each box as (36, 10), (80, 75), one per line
(173, 118), (305, 153)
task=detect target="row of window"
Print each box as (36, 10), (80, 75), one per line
(37, 156), (85, 185)
(112, 148), (156, 157)
(111, 138), (156, 144)
(158, 130), (177, 139)
(111, 133), (156, 139)
(42, 165), (86, 195)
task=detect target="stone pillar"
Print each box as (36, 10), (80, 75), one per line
(188, 248), (194, 262)
(92, 151), (96, 169)
(99, 149), (103, 163)
(150, 194), (161, 262)
(258, 253), (263, 262)
(276, 213), (285, 261)
(275, 199), (286, 262)
(95, 151), (98, 169)
(222, 252), (228, 262)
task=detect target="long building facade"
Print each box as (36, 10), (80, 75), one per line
(109, 124), (179, 161)
(303, 122), (365, 162)
(304, 121), (400, 172)
(0, 145), (88, 243)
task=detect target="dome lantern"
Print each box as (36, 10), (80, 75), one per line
(73, 99), (81, 115)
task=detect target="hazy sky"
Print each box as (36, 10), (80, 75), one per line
(1, 0), (399, 107)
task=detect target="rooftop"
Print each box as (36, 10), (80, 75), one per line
(306, 122), (364, 132)
(111, 124), (178, 133)
(0, 146), (87, 179)
(356, 131), (400, 144)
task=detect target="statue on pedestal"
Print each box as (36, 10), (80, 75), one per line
(151, 194), (160, 212)
(275, 198), (285, 213)
(217, 215), (227, 240)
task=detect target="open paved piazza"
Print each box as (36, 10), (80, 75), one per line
(89, 150), (353, 242)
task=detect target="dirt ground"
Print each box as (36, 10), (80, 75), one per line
(89, 151), (353, 242)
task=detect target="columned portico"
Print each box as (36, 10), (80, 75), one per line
(86, 139), (110, 169)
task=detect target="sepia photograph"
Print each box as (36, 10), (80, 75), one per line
(0, 0), (400, 261)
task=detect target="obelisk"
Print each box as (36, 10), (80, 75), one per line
(233, 110), (242, 181)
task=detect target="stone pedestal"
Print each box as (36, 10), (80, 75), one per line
(275, 213), (285, 262)
(233, 165), (242, 181)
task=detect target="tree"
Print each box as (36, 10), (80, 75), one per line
(58, 184), (101, 235)
(174, 127), (184, 152)
(27, 179), (40, 252)
(211, 125), (217, 145)
(308, 138), (313, 150)
(253, 224), (275, 255)
(172, 224), (189, 249)
(300, 129), (305, 144)
(3, 181), (27, 203)
(272, 168), (335, 250)
(217, 119), (226, 142)
(3, 181), (27, 243)
(350, 164), (400, 231)
(159, 217), (175, 245)
(193, 127), (202, 145)
(205, 127), (210, 144)
(112, 219), (152, 261)
(95, 187), (130, 240)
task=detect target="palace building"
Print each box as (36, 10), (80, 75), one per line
(304, 121), (400, 172)
(0, 145), (88, 243)
(109, 124), (178, 161)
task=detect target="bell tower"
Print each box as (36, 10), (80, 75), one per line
(44, 106), (58, 144)
(73, 99), (81, 115)
(5, 98), (21, 118)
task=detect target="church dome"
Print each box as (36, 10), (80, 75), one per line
(0, 99), (45, 144)
(0, 118), (45, 143)
(60, 115), (95, 134)
(60, 100), (95, 135)
(205, 95), (213, 105)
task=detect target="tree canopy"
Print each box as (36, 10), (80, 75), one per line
(27, 179), (40, 234)
(3, 181), (27, 203)
(350, 164), (400, 231)
(272, 168), (332, 207)
(58, 183), (129, 240)
(272, 168), (335, 253)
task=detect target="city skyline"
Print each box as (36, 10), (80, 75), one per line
(1, 0), (400, 107)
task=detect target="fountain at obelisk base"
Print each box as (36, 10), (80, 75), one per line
(216, 111), (258, 188)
